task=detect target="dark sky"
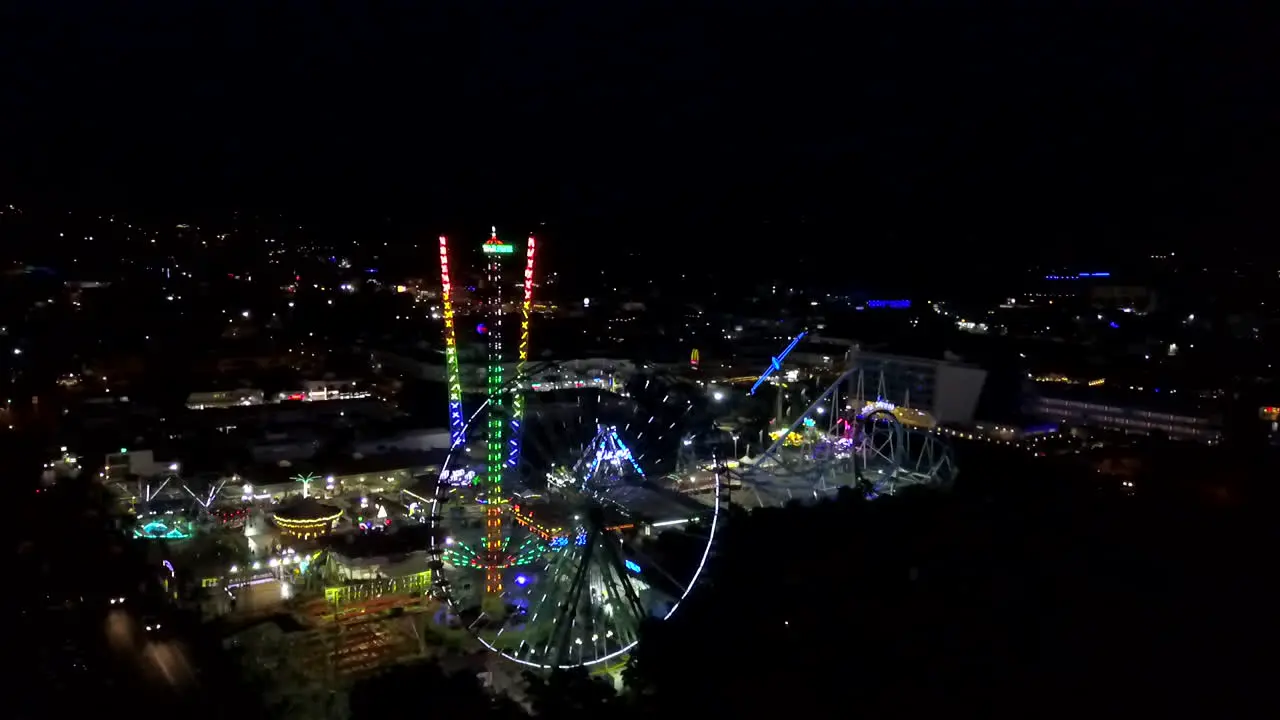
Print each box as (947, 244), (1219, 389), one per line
(1, 2), (1275, 256)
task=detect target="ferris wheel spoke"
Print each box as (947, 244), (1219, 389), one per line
(594, 528), (647, 619)
(592, 552), (646, 649)
(544, 528), (601, 665)
(627, 542), (690, 596)
(513, 549), (575, 660)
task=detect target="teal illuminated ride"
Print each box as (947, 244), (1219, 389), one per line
(133, 517), (193, 540)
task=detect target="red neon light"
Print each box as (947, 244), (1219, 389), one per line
(523, 237), (537, 306)
(438, 236), (452, 302)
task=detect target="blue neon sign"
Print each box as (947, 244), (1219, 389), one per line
(624, 559), (641, 574)
(1045, 272), (1111, 280)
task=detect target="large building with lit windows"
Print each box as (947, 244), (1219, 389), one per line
(1027, 392), (1222, 444)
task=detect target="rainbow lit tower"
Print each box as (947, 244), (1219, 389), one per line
(436, 228), (537, 600)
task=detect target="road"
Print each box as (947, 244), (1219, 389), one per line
(105, 607), (199, 691)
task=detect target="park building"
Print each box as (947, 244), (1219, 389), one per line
(186, 388), (265, 410)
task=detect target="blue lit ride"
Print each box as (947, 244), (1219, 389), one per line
(749, 331), (807, 395)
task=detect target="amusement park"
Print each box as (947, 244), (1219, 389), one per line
(419, 228), (959, 672)
(100, 227), (958, 686)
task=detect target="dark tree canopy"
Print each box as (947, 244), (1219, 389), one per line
(615, 450), (1268, 718)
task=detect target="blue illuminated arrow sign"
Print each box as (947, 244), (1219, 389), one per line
(750, 331), (807, 395)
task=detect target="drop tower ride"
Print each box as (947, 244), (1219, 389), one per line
(437, 228), (537, 598)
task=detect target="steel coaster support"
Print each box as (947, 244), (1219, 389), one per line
(754, 365), (860, 468)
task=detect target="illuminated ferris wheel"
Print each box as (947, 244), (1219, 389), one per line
(426, 369), (723, 669)
(431, 229), (721, 669)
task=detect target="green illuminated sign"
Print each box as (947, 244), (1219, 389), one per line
(482, 243), (515, 254)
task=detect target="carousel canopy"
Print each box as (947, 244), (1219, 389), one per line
(272, 497), (342, 523)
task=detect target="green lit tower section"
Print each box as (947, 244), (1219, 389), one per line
(481, 227), (513, 595)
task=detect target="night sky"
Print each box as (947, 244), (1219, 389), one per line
(1, 3), (1274, 261)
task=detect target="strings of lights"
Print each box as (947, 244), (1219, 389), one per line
(437, 236), (465, 446)
(511, 503), (562, 541)
(443, 535), (543, 570)
(508, 235), (537, 468)
(482, 227), (513, 594)
(272, 502), (344, 539)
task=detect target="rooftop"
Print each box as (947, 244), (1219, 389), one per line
(273, 497), (342, 521)
(246, 448), (450, 485)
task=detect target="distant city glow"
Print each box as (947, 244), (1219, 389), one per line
(1045, 272), (1111, 279)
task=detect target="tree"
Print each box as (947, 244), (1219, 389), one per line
(349, 662), (523, 720)
(617, 450), (1270, 717)
(522, 668), (625, 719)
